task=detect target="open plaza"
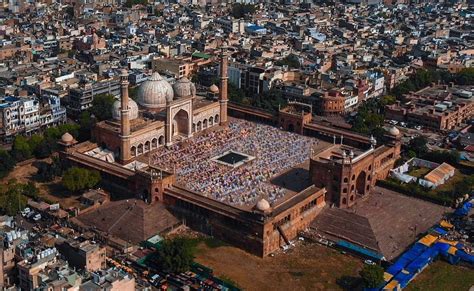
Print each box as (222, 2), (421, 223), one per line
(149, 118), (330, 208)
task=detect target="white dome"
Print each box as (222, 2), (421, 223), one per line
(61, 132), (74, 143)
(173, 77), (196, 98)
(256, 199), (271, 212)
(209, 84), (219, 94)
(389, 126), (400, 136)
(112, 98), (139, 120)
(137, 72), (174, 109)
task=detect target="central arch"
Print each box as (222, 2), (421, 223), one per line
(172, 109), (189, 136)
(356, 171), (367, 195)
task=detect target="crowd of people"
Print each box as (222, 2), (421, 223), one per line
(151, 119), (318, 207)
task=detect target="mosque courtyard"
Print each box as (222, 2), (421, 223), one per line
(148, 118), (331, 208)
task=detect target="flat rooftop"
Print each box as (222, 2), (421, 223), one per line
(150, 118), (330, 208)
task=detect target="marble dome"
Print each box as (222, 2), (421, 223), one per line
(173, 77), (196, 98)
(137, 72), (174, 109)
(112, 98), (139, 120)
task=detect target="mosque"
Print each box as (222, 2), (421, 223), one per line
(91, 50), (228, 164)
(59, 49), (402, 257)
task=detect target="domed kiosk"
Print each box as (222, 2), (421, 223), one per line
(388, 126), (400, 137)
(137, 72), (174, 109)
(61, 132), (74, 144)
(255, 198), (271, 213)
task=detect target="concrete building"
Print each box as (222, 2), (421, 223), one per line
(80, 268), (135, 291)
(56, 240), (106, 272)
(0, 95), (67, 142)
(385, 84), (474, 131)
(67, 78), (121, 116)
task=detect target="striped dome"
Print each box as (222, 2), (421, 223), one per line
(173, 77), (196, 98)
(137, 72), (174, 109)
(112, 98), (139, 120)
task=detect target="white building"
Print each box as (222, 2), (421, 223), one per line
(0, 96), (67, 142)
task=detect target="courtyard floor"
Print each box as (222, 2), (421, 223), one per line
(148, 118), (330, 208)
(352, 186), (449, 260)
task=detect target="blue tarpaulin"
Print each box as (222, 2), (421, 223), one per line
(335, 240), (384, 261)
(432, 227), (448, 235)
(454, 201), (473, 216)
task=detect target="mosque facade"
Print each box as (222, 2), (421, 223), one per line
(92, 49), (228, 164)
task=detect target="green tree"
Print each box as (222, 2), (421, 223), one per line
(90, 94), (115, 121)
(156, 237), (195, 273)
(408, 136), (428, 157)
(62, 167), (101, 192)
(231, 3), (257, 18)
(381, 95), (396, 106)
(78, 111), (93, 141)
(275, 54), (300, 69)
(0, 150), (15, 178)
(22, 182), (39, 199)
(37, 157), (64, 182)
(454, 68), (474, 85)
(11, 136), (32, 162)
(360, 264), (384, 289)
(129, 86), (140, 102)
(0, 180), (29, 216)
(125, 0), (147, 8)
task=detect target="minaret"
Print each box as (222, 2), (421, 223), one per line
(219, 46), (229, 126)
(119, 69), (131, 163)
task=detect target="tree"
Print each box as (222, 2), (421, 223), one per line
(11, 136), (32, 162)
(0, 180), (29, 216)
(231, 3), (256, 18)
(0, 150), (15, 178)
(125, 0), (147, 8)
(22, 182), (39, 199)
(360, 264), (384, 289)
(37, 157), (64, 182)
(62, 167), (101, 192)
(129, 86), (140, 102)
(275, 54), (300, 69)
(381, 95), (396, 106)
(408, 136), (428, 157)
(422, 150), (460, 166)
(454, 68), (474, 85)
(78, 111), (93, 141)
(156, 237), (195, 273)
(90, 94), (115, 121)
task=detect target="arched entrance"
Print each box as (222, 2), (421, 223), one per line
(356, 171), (367, 195)
(145, 141), (150, 152)
(172, 110), (189, 136)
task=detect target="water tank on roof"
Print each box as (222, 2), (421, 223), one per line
(443, 101), (453, 108)
(435, 104), (447, 112)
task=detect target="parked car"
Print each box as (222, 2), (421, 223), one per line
(364, 259), (376, 266)
(33, 214), (42, 221)
(21, 208), (31, 217)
